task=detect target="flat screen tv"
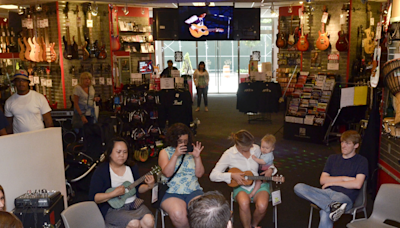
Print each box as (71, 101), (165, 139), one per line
(138, 60), (153, 74)
(179, 6), (233, 40)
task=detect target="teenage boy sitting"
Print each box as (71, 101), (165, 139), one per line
(294, 130), (368, 228)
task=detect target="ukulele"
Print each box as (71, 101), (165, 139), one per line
(62, 2), (73, 60)
(227, 168), (285, 188)
(287, 15), (296, 45)
(316, 6), (330, 51)
(106, 166), (161, 209)
(297, 22), (309, 51)
(363, 3), (375, 55)
(97, 11), (107, 59)
(76, 5), (84, 60)
(189, 24), (224, 38)
(276, 16), (287, 48)
(336, 5), (349, 52)
(110, 4), (121, 51)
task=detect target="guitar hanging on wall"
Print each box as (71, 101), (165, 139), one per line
(287, 15), (296, 46)
(110, 4), (121, 51)
(316, 5), (330, 51)
(76, 5), (84, 60)
(43, 6), (57, 63)
(363, 3), (376, 55)
(97, 11), (108, 59)
(276, 16), (287, 48)
(336, 4), (349, 52)
(297, 20), (309, 51)
(63, 2), (73, 60)
(87, 4), (99, 58)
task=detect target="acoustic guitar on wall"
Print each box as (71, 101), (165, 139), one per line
(316, 5), (330, 51)
(363, 3), (376, 55)
(276, 16), (287, 48)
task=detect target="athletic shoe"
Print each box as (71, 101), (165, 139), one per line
(205, 107), (208, 112)
(329, 202), (347, 222)
(195, 107), (200, 112)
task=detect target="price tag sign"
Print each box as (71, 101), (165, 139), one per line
(92, 78), (96, 85)
(37, 19), (43, 28)
(160, 78), (175, 89)
(65, 19), (70, 27)
(41, 78), (47, 86)
(46, 79), (52, 87)
(321, 12), (329, 24)
(33, 76), (40, 84)
(22, 19), (27, 28)
(29, 76), (34, 86)
(171, 70), (180, 78)
(77, 17), (82, 27)
(43, 19), (49, 28)
(99, 77), (105, 85)
(87, 19), (93, 28)
(271, 190), (282, 206)
(106, 78), (112, 85)
(339, 14), (346, 25)
(370, 17), (374, 26)
(151, 185), (158, 203)
(72, 79), (78, 86)
(27, 19), (33, 29)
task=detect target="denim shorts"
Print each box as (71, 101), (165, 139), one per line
(161, 190), (204, 206)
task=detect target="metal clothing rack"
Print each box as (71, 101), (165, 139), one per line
(247, 112), (272, 124)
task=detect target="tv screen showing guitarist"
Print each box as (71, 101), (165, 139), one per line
(179, 6), (233, 40)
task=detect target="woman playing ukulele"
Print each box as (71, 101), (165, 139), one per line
(210, 130), (277, 228)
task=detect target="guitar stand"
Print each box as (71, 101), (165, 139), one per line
(247, 112), (272, 124)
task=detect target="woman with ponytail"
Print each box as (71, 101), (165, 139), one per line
(210, 130), (277, 228)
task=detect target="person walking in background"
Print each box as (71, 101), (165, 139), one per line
(193, 61), (209, 112)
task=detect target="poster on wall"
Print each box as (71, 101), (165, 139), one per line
(175, 51), (183, 62)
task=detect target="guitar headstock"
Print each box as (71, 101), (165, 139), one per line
(322, 5), (327, 13)
(64, 2), (70, 16)
(272, 175), (285, 184)
(366, 3), (371, 12)
(150, 165), (162, 175)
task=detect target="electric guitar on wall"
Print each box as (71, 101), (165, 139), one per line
(44, 6), (57, 63)
(288, 15), (296, 45)
(63, 2), (73, 60)
(82, 3), (91, 59)
(87, 6), (99, 58)
(106, 166), (161, 209)
(336, 4), (349, 52)
(76, 5), (84, 60)
(363, 3), (375, 55)
(46, 67), (58, 109)
(297, 22), (309, 51)
(276, 16), (287, 48)
(227, 168), (285, 188)
(110, 4), (121, 51)
(189, 24), (224, 38)
(97, 11), (107, 59)
(316, 5), (330, 51)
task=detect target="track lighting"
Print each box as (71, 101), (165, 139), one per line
(18, 6), (24, 15)
(91, 1), (98, 16)
(36, 4), (42, 12)
(123, 3), (129, 15)
(270, 3), (278, 17)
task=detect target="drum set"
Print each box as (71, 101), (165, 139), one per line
(382, 58), (400, 137)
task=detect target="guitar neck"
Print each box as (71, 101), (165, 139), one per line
(321, 23), (325, 33)
(127, 171), (151, 190)
(246, 175), (274, 181)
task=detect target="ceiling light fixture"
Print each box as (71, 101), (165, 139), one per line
(172, 3), (178, 8)
(192, 2), (215, 7)
(3, 18), (7, 22)
(270, 3), (278, 17)
(36, 4), (42, 12)
(0, 5), (19, 10)
(251, 2), (255, 8)
(299, 1), (303, 4)
(123, 3), (129, 15)
(288, 5), (292, 13)
(91, 1), (98, 16)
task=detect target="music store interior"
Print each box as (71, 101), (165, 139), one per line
(0, 0), (399, 227)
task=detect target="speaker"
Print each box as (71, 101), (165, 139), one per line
(233, 8), (260, 40)
(13, 195), (65, 228)
(153, 8), (179, 40)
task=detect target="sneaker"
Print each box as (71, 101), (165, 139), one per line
(329, 202), (347, 222)
(195, 107), (200, 112)
(205, 107), (208, 112)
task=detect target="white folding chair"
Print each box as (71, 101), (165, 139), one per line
(61, 201), (106, 228)
(347, 184), (400, 228)
(308, 181), (368, 228)
(230, 191), (278, 228)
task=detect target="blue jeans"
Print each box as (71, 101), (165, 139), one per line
(294, 183), (353, 228)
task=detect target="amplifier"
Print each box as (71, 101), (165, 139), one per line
(13, 194), (64, 228)
(15, 190), (61, 208)
(51, 109), (74, 118)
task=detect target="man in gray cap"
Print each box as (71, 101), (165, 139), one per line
(4, 69), (53, 134)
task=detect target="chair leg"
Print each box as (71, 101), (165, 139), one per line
(363, 208), (367, 219)
(161, 209), (165, 228)
(154, 209), (158, 228)
(352, 211), (356, 222)
(274, 205), (278, 228)
(231, 192), (234, 224)
(308, 206), (313, 228)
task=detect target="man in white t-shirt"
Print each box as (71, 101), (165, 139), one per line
(4, 70), (53, 134)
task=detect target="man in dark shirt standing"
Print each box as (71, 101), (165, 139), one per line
(161, 60), (178, 77)
(294, 130), (368, 228)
